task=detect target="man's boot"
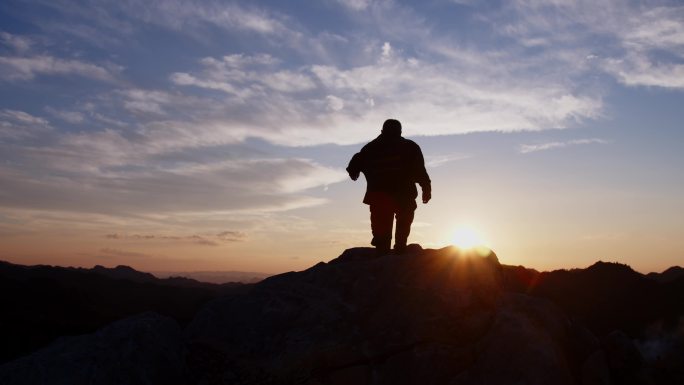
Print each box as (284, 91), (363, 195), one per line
(372, 236), (391, 257)
(393, 242), (407, 254)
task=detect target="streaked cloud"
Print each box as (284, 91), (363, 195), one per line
(99, 248), (153, 259)
(0, 109), (51, 139)
(45, 107), (85, 124)
(165, 46), (602, 148)
(337, 0), (372, 11)
(172, 55), (316, 96)
(426, 153), (470, 168)
(601, 54), (684, 89)
(0, 31), (32, 52)
(0, 55), (118, 82)
(497, 0), (684, 89)
(0, 149), (345, 215)
(126, 0), (289, 35)
(519, 138), (610, 154)
(105, 231), (247, 246)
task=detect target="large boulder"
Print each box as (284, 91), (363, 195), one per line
(186, 246), (584, 385)
(0, 312), (186, 385)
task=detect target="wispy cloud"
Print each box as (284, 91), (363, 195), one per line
(0, 109), (51, 139)
(519, 138), (610, 154)
(25, 0), (298, 49)
(496, 0), (684, 89)
(105, 231), (247, 246)
(166, 46), (602, 147)
(336, 0), (372, 11)
(601, 54), (684, 89)
(0, 136), (345, 215)
(45, 107), (85, 124)
(170, 54), (316, 97)
(99, 247), (153, 259)
(426, 153), (470, 167)
(0, 31), (32, 52)
(0, 55), (118, 82)
(128, 0), (290, 35)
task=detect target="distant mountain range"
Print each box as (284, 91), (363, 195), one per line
(646, 266), (684, 283)
(0, 260), (248, 364)
(0, 250), (682, 385)
(502, 260), (684, 336)
(151, 269), (271, 284)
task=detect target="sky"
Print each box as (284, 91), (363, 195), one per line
(1, 0), (683, 274)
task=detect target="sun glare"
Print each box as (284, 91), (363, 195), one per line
(451, 227), (487, 249)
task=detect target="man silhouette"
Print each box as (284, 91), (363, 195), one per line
(347, 119), (431, 255)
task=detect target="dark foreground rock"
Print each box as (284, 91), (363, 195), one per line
(3, 246), (679, 384)
(186, 246), (588, 385)
(0, 312), (186, 385)
(0, 259), (243, 364)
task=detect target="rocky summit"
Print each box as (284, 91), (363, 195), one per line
(186, 245), (588, 385)
(1, 245), (676, 385)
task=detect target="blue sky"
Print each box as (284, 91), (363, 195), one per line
(1, 0), (683, 273)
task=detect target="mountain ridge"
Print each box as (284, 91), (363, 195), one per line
(0, 259), (248, 364)
(1, 247), (683, 384)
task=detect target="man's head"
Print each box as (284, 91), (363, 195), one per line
(381, 119), (402, 137)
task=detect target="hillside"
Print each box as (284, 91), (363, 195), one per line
(1, 246), (683, 385)
(0, 260), (247, 364)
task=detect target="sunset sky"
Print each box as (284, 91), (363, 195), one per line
(1, 0), (683, 274)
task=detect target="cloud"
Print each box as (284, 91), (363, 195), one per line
(4, 2), (615, 149)
(119, 89), (179, 115)
(0, 55), (117, 82)
(105, 231), (245, 246)
(166, 47), (602, 147)
(171, 54), (316, 97)
(216, 230), (247, 241)
(170, 72), (242, 95)
(0, 130), (346, 215)
(519, 138), (610, 154)
(496, 0), (684, 89)
(0, 109), (48, 126)
(601, 54), (684, 89)
(426, 153), (470, 167)
(99, 248), (152, 258)
(35, 0), (292, 41)
(326, 95), (345, 111)
(0, 31), (32, 52)
(337, 0), (372, 11)
(136, 1), (289, 35)
(600, 4), (684, 88)
(1, 0), (674, 234)
(381, 41), (391, 59)
(622, 6), (684, 50)
(45, 107), (85, 124)
(0, 109), (51, 139)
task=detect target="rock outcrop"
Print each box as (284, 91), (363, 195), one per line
(186, 245), (587, 385)
(0, 312), (186, 385)
(0, 259), (237, 364)
(3, 246), (680, 384)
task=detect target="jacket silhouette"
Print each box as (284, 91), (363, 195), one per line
(347, 119), (431, 255)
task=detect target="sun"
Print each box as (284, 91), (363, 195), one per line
(451, 226), (487, 249)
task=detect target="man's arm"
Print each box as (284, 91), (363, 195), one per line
(413, 145), (431, 203)
(346, 152), (363, 181)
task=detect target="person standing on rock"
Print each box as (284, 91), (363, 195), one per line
(347, 119), (431, 256)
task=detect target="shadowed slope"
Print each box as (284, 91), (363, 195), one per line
(503, 261), (684, 337)
(186, 246), (580, 385)
(0, 260), (246, 364)
(2, 248), (682, 385)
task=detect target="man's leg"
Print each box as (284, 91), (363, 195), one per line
(394, 204), (415, 253)
(370, 202), (394, 256)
